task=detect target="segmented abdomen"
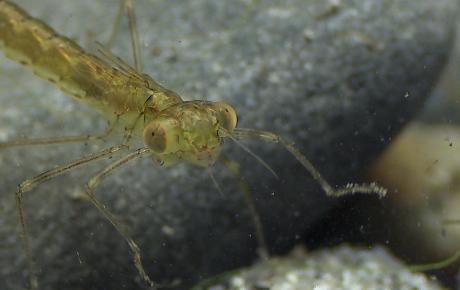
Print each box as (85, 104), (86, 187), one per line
(0, 0), (151, 115)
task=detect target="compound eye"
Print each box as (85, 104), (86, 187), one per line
(143, 122), (167, 153)
(143, 118), (181, 154)
(216, 102), (237, 133)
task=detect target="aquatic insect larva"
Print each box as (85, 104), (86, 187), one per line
(0, 0), (387, 288)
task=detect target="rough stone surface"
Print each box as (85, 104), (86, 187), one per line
(0, 0), (457, 289)
(194, 245), (447, 290)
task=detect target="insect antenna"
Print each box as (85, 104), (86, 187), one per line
(231, 128), (387, 198)
(224, 132), (279, 179)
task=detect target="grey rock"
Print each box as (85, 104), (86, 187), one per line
(194, 245), (447, 290)
(0, 0), (457, 289)
(419, 14), (460, 125)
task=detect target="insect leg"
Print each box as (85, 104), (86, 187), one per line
(122, 112), (144, 146)
(83, 148), (157, 288)
(0, 118), (118, 149)
(125, 0), (142, 72)
(106, 0), (142, 72)
(207, 167), (225, 197)
(106, 0), (126, 48)
(219, 155), (269, 261)
(14, 145), (127, 290)
(232, 128), (388, 198)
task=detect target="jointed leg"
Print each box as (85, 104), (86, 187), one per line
(82, 148), (158, 288)
(15, 145), (127, 290)
(107, 0), (142, 72)
(219, 155), (270, 261)
(125, 0), (142, 73)
(123, 112), (144, 146)
(232, 128), (388, 198)
(0, 118), (118, 149)
(207, 167), (225, 197)
(106, 0), (126, 48)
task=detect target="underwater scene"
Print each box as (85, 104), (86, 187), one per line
(0, 0), (459, 289)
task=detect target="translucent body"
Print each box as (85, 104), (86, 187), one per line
(0, 1), (387, 289)
(0, 0), (237, 166)
(0, 1), (166, 115)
